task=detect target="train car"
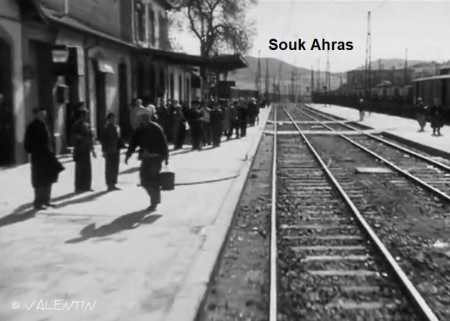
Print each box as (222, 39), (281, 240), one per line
(413, 74), (450, 108)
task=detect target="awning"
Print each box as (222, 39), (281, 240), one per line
(138, 49), (248, 71)
(98, 60), (115, 74)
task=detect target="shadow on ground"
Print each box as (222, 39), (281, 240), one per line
(66, 210), (162, 243)
(0, 191), (110, 228)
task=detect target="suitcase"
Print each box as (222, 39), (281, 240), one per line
(159, 169), (175, 190)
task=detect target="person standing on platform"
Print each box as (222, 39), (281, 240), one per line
(430, 101), (444, 136)
(210, 102), (224, 147)
(172, 103), (186, 150)
(200, 102), (211, 146)
(125, 113), (169, 211)
(231, 100), (240, 138)
(71, 106), (96, 193)
(101, 112), (122, 191)
(358, 98), (365, 121)
(156, 100), (170, 141)
(248, 97), (258, 126)
(415, 97), (428, 132)
(222, 100), (232, 140)
(237, 98), (248, 137)
(24, 107), (64, 210)
(187, 101), (203, 150)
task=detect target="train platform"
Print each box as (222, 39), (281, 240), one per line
(307, 103), (450, 156)
(0, 108), (270, 321)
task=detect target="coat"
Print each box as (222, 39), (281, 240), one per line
(222, 106), (232, 131)
(24, 119), (64, 187)
(101, 123), (122, 155)
(126, 121), (169, 162)
(71, 119), (94, 162)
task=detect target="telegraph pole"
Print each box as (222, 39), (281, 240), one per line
(404, 48), (408, 84)
(278, 61), (282, 101)
(326, 51), (331, 92)
(255, 50), (262, 99)
(264, 58), (270, 102)
(365, 10), (372, 97)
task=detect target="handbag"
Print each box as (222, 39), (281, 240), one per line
(159, 164), (175, 190)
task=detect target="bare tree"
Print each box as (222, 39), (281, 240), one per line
(173, 0), (256, 58)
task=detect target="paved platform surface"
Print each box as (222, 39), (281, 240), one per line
(308, 103), (450, 154)
(0, 108), (270, 321)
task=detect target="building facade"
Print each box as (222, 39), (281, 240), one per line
(0, 0), (203, 165)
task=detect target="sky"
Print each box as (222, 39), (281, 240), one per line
(174, 0), (450, 72)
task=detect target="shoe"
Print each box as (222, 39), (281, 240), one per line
(34, 204), (47, 210)
(45, 203), (57, 208)
(108, 186), (121, 191)
(147, 204), (157, 212)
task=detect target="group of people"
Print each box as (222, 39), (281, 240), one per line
(129, 96), (263, 151)
(415, 97), (444, 136)
(24, 96), (264, 211)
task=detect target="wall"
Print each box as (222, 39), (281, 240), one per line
(40, 0), (122, 38)
(0, 0), (25, 163)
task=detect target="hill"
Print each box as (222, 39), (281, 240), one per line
(230, 56), (343, 93)
(354, 58), (428, 70)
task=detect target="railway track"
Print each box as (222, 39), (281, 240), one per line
(270, 106), (440, 321)
(292, 105), (450, 202)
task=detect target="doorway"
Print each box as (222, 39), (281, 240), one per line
(93, 60), (106, 139)
(0, 38), (13, 165)
(118, 62), (130, 139)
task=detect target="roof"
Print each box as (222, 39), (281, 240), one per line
(37, 4), (135, 49)
(139, 48), (205, 66)
(413, 74), (450, 82)
(139, 49), (248, 71)
(208, 54), (248, 71)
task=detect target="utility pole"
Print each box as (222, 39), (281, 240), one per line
(264, 58), (269, 102)
(290, 68), (295, 102)
(364, 10), (372, 97)
(316, 58), (321, 92)
(311, 66), (314, 94)
(255, 51), (262, 99)
(326, 51), (331, 92)
(278, 61), (282, 101)
(404, 48), (408, 84)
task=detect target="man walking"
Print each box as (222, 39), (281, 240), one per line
(101, 113), (122, 191)
(125, 113), (169, 211)
(24, 107), (64, 210)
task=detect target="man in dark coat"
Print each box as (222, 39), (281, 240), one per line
(24, 107), (64, 210)
(172, 103), (186, 150)
(101, 113), (122, 191)
(71, 106), (96, 193)
(125, 113), (169, 211)
(247, 97), (258, 126)
(210, 103), (224, 147)
(186, 101), (203, 150)
(237, 99), (248, 137)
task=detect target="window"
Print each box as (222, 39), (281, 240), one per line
(159, 13), (169, 49)
(149, 8), (156, 46)
(135, 1), (145, 42)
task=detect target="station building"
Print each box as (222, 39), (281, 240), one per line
(0, 0), (247, 165)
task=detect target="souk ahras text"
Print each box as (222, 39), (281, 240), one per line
(269, 38), (354, 51)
